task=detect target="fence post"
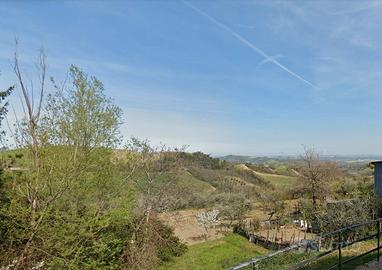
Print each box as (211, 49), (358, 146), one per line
(378, 220), (381, 262)
(252, 262), (258, 270)
(338, 232), (342, 270)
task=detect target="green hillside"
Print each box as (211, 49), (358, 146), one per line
(254, 171), (298, 188)
(174, 170), (216, 193)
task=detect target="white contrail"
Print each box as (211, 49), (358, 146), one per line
(259, 54), (282, 65)
(182, 0), (315, 88)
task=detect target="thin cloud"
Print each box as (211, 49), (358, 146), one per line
(235, 23), (256, 29)
(182, 0), (316, 88)
(331, 2), (382, 15)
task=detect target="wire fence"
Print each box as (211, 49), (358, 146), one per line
(229, 218), (382, 270)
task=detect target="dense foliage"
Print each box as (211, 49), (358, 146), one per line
(0, 62), (185, 269)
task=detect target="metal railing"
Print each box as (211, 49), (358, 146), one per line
(229, 218), (382, 270)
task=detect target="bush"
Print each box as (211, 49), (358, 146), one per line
(321, 199), (371, 233)
(123, 216), (187, 269)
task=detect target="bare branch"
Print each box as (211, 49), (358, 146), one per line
(36, 48), (46, 120)
(14, 42), (33, 120)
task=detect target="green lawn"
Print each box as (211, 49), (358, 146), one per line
(158, 233), (268, 270)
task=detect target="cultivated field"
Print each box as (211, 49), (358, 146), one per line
(158, 209), (227, 245)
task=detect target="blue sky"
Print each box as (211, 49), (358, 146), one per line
(0, 0), (382, 155)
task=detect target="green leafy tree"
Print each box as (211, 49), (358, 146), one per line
(0, 82), (14, 260)
(1, 55), (133, 269)
(1, 51), (184, 270)
(44, 65), (122, 150)
(0, 84), (13, 139)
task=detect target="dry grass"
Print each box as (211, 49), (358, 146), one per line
(158, 209), (228, 245)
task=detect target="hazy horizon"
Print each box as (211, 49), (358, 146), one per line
(214, 152), (382, 159)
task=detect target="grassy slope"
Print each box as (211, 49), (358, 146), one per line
(254, 171), (298, 188)
(159, 234), (268, 270)
(156, 170), (215, 194)
(174, 170), (215, 193)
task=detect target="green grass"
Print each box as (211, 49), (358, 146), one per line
(300, 239), (380, 270)
(231, 239), (380, 270)
(161, 234), (381, 270)
(174, 171), (215, 194)
(155, 170), (214, 195)
(158, 233), (268, 270)
(254, 172), (298, 188)
(259, 239), (379, 270)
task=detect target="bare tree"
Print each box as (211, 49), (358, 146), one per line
(296, 146), (341, 211)
(125, 137), (187, 220)
(122, 138), (187, 270)
(14, 43), (46, 169)
(11, 43), (47, 268)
